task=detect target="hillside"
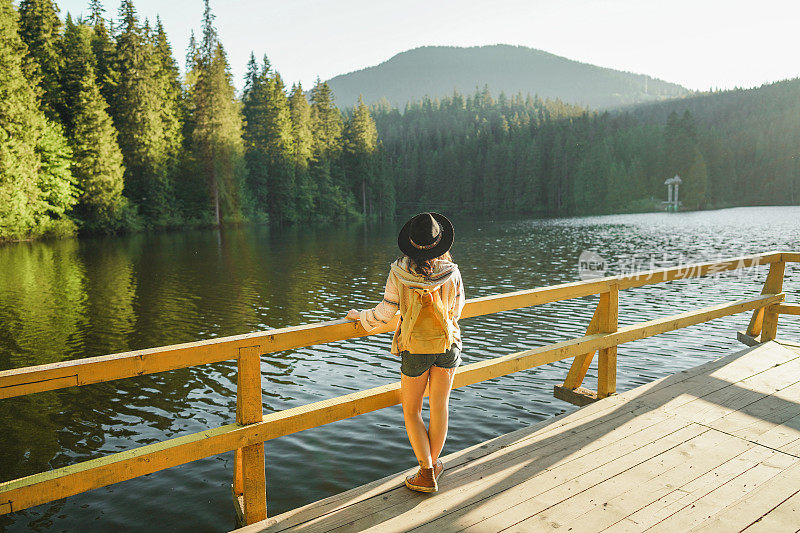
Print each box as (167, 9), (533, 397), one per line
(371, 78), (800, 217)
(326, 44), (691, 110)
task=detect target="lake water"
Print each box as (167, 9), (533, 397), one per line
(1, 206), (799, 531)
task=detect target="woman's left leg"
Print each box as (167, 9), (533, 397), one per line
(428, 365), (456, 464)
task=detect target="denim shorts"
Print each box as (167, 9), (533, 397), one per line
(400, 345), (461, 377)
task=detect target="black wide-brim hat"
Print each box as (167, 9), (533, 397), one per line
(397, 212), (454, 261)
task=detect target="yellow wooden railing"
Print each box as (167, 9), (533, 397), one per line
(1, 251), (798, 525)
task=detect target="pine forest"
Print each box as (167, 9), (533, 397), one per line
(1, 0), (798, 242)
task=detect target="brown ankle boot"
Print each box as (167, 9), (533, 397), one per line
(405, 465), (438, 493)
(433, 459), (444, 482)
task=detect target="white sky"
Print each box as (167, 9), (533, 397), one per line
(54, 0), (800, 93)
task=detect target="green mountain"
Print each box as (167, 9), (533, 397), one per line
(326, 44), (691, 109)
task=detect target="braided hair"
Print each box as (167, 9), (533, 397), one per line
(405, 251), (453, 278)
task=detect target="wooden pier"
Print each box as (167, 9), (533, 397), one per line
(1, 250), (799, 530)
(239, 338), (800, 532)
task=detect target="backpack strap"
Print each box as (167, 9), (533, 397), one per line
(428, 287), (453, 338)
(397, 287), (425, 350)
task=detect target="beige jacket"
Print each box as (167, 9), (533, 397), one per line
(359, 257), (465, 355)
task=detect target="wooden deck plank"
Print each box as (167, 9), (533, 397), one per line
(500, 429), (753, 533)
(777, 434), (800, 456)
(631, 343), (800, 413)
(611, 446), (780, 532)
(243, 392), (660, 532)
(264, 412), (695, 532)
(708, 382), (800, 446)
(417, 422), (699, 531)
(555, 440), (781, 532)
(740, 488), (800, 532)
(646, 452), (800, 532)
(346, 420), (704, 531)
(236, 340), (800, 533)
(242, 347), (748, 533)
(658, 356), (800, 425)
(779, 339), (800, 350)
(685, 462), (800, 532)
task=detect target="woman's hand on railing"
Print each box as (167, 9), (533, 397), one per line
(345, 309), (360, 321)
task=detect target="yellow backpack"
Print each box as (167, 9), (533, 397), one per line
(396, 285), (454, 354)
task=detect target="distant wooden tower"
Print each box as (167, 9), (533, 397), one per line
(664, 175), (682, 212)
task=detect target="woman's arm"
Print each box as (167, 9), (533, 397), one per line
(345, 271), (400, 332)
(451, 268), (466, 322)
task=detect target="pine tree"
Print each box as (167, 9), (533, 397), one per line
(683, 149), (709, 210)
(153, 17), (182, 116)
(343, 96), (378, 216)
(309, 78), (353, 220)
(242, 54), (294, 223)
(59, 13), (91, 132)
(108, 0), (182, 226)
(242, 53), (270, 214)
(310, 79), (343, 155)
(88, 0), (103, 25)
(17, 0), (63, 121)
(88, 2), (117, 111)
(186, 0), (247, 225)
(3, 0), (796, 238)
(37, 120), (79, 228)
(113, 0), (180, 224)
(289, 82), (315, 218)
(0, 0), (77, 240)
(604, 160), (629, 211)
(264, 63), (295, 224)
(373, 147), (395, 219)
(150, 16), (185, 225)
(182, 29), (198, 144)
(663, 110), (696, 179)
(61, 16), (127, 230)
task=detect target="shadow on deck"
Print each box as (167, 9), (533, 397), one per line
(237, 339), (800, 533)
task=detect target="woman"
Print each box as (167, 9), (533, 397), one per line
(346, 212), (465, 493)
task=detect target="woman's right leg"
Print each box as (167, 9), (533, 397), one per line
(428, 365), (456, 464)
(401, 369), (433, 468)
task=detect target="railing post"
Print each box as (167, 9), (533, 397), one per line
(561, 292), (605, 389)
(597, 282), (619, 398)
(761, 304), (781, 342)
(746, 260), (785, 339)
(232, 346), (266, 525)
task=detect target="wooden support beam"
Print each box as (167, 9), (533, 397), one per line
(561, 293), (604, 390)
(748, 309), (764, 337)
(597, 282), (619, 399)
(0, 292), (783, 516)
(736, 330), (760, 347)
(775, 303), (800, 316)
(0, 251), (784, 399)
(553, 385), (599, 406)
(234, 346), (266, 525)
(746, 261), (785, 337)
(233, 448), (244, 496)
(232, 483), (244, 526)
